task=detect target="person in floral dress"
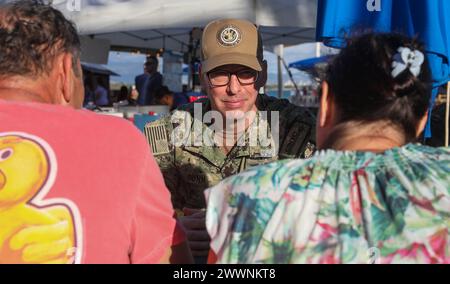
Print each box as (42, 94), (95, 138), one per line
(205, 33), (450, 264)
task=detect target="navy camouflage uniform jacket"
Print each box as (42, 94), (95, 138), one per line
(144, 94), (316, 210)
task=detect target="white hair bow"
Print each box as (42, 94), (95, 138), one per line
(391, 47), (425, 78)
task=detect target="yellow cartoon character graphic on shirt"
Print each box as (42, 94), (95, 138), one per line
(0, 133), (82, 264)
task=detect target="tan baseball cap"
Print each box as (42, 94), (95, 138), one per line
(201, 19), (263, 73)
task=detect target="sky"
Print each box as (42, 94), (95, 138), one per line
(107, 42), (337, 87)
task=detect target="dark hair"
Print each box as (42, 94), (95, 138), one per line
(145, 56), (159, 67)
(154, 86), (172, 102)
(119, 85), (129, 101)
(0, 0), (81, 78)
(326, 33), (432, 142)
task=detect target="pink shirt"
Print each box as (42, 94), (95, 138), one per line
(0, 100), (179, 264)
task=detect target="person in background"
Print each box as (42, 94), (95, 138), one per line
(135, 61), (149, 105)
(205, 33), (450, 264)
(0, 0), (192, 264)
(94, 77), (109, 106)
(115, 85), (132, 107)
(85, 74), (109, 107)
(153, 86), (189, 110)
(118, 85), (129, 102)
(135, 57), (163, 106)
(128, 85), (139, 106)
(153, 86), (175, 109)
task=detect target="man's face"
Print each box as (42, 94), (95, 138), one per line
(204, 64), (262, 119)
(145, 59), (158, 74)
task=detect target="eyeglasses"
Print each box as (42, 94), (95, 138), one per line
(207, 69), (259, 87)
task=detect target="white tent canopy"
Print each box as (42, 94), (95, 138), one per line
(50, 0), (317, 54)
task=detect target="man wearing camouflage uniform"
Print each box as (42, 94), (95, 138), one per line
(145, 19), (316, 259)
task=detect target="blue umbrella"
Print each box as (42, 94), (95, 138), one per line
(289, 55), (334, 72)
(316, 0), (450, 137)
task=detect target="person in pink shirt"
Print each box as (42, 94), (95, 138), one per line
(0, 0), (192, 264)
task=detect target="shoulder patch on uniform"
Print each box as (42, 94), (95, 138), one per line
(144, 121), (171, 156)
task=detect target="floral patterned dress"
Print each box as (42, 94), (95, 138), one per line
(205, 144), (450, 264)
